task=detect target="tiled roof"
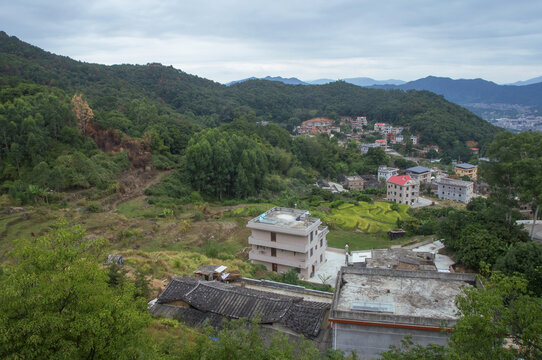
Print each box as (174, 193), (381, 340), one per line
(455, 163), (476, 169)
(156, 278), (330, 338)
(387, 175), (414, 186)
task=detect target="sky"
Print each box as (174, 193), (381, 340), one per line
(1, 0), (542, 84)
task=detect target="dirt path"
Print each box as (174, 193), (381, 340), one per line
(103, 169), (173, 212)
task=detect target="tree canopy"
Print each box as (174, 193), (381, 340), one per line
(0, 222), (152, 359)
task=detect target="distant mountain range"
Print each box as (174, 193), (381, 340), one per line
(225, 76), (406, 87)
(507, 76), (542, 86)
(226, 75), (542, 120)
(369, 76), (542, 120)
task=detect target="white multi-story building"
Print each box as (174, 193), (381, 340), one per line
(247, 207), (328, 280)
(378, 166), (399, 181)
(437, 178), (474, 203)
(386, 175), (419, 206)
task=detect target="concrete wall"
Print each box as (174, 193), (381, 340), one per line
(250, 229), (309, 252)
(333, 322), (449, 359)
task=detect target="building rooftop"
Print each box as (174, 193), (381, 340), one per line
(247, 207), (319, 230)
(437, 178), (473, 187)
(455, 163), (476, 169)
(387, 175), (417, 186)
(333, 267), (476, 322)
(154, 277), (331, 338)
(406, 166), (431, 174)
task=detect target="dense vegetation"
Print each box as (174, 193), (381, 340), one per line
(1, 31), (541, 359)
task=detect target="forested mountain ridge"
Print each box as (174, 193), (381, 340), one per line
(1, 31), (498, 140)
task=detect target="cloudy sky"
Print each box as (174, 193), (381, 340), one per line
(2, 0), (541, 84)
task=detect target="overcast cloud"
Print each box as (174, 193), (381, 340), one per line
(1, 0), (541, 83)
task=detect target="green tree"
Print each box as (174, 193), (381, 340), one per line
(0, 222), (152, 359)
(494, 241), (542, 296)
(483, 131), (542, 239)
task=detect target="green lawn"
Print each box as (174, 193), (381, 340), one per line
(326, 228), (415, 251)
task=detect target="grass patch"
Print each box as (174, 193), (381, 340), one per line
(327, 228), (414, 251)
(117, 197), (165, 219)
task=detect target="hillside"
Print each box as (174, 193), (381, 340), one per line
(0, 31), (499, 158)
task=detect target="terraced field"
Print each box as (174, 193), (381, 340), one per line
(323, 201), (410, 233)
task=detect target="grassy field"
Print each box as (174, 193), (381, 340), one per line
(326, 228), (415, 251)
(319, 201), (410, 233)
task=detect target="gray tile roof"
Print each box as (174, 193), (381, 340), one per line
(156, 277), (330, 338)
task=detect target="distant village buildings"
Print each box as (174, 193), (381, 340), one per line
(296, 117), (339, 135)
(454, 163), (478, 180)
(437, 178), (474, 203)
(377, 166), (399, 181)
(247, 207), (328, 280)
(340, 175), (365, 191)
(405, 166), (432, 183)
(386, 175), (420, 206)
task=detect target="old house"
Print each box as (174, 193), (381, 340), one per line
(150, 277), (332, 343)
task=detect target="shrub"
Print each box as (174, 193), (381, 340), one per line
(86, 201), (102, 213)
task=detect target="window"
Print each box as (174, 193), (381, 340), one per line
(310, 248), (313, 257)
(320, 238), (323, 247)
(271, 248), (276, 257)
(310, 231), (313, 242)
(271, 232), (276, 242)
(320, 254), (323, 262)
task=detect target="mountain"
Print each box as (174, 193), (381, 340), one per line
(225, 77), (258, 86)
(226, 76), (307, 86)
(229, 76), (406, 87)
(343, 77), (406, 86)
(307, 77), (405, 86)
(370, 76), (542, 120)
(507, 76), (542, 86)
(306, 78), (335, 85)
(0, 31), (499, 157)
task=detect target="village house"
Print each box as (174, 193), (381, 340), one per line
(150, 276), (332, 347)
(454, 163), (478, 180)
(377, 166), (399, 181)
(329, 267), (477, 359)
(375, 138), (387, 150)
(410, 135), (418, 145)
(405, 166), (432, 183)
(393, 134), (404, 143)
(247, 207), (328, 279)
(386, 175), (419, 206)
(341, 175), (365, 190)
(355, 116), (368, 127)
(437, 178), (474, 203)
(296, 117), (335, 135)
(374, 122), (392, 133)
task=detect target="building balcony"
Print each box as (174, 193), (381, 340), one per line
(249, 250), (308, 269)
(248, 236), (309, 253)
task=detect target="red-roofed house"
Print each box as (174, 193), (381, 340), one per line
(387, 175), (420, 206)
